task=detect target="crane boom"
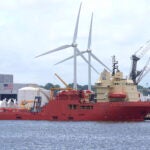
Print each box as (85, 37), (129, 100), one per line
(136, 57), (150, 84)
(134, 40), (150, 58)
(54, 73), (70, 88)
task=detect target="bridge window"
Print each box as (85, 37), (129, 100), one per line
(16, 116), (22, 119)
(80, 105), (93, 110)
(52, 116), (58, 120)
(68, 116), (74, 120)
(68, 104), (78, 110)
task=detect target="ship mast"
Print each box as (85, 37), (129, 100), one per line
(112, 55), (118, 76)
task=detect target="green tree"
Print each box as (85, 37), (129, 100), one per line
(44, 83), (54, 90)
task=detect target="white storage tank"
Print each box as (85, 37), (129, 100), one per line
(18, 86), (50, 107)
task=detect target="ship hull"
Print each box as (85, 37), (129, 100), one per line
(0, 101), (150, 121)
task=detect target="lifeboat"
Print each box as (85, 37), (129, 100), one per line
(109, 92), (126, 98)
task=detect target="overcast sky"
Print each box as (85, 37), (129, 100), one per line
(0, 0), (150, 87)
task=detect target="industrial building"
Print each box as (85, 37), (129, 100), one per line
(0, 74), (29, 100)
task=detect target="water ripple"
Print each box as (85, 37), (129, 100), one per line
(0, 121), (149, 150)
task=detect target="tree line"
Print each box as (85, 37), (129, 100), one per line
(137, 85), (150, 96)
(41, 83), (150, 96)
(41, 83), (95, 91)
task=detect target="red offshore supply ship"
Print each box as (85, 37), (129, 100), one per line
(0, 57), (150, 121)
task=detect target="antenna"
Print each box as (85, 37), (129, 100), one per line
(112, 55), (118, 76)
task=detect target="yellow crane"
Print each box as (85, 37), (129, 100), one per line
(54, 73), (71, 89)
(52, 73), (72, 90)
(50, 73), (73, 99)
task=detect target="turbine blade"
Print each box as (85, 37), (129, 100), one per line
(91, 52), (111, 72)
(76, 48), (99, 74)
(72, 2), (82, 44)
(54, 51), (87, 65)
(87, 13), (93, 50)
(55, 56), (74, 65)
(35, 45), (71, 58)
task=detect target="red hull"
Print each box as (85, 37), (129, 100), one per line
(0, 100), (150, 121)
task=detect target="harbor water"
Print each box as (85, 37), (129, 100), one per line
(0, 121), (150, 150)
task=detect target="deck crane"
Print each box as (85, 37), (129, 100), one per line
(130, 40), (150, 84)
(51, 73), (73, 91)
(136, 57), (150, 84)
(50, 73), (73, 100)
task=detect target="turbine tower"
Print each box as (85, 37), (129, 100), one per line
(35, 3), (87, 89)
(87, 13), (93, 90)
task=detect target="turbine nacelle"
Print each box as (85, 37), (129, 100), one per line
(72, 43), (77, 47)
(87, 49), (92, 52)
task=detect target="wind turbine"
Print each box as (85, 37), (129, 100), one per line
(35, 3), (90, 89)
(55, 13), (111, 90)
